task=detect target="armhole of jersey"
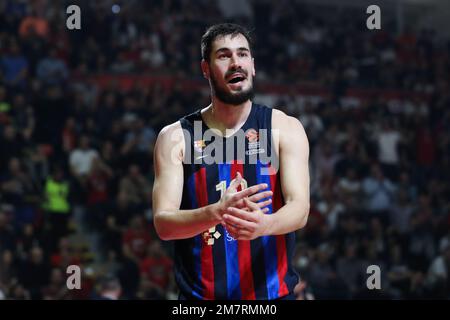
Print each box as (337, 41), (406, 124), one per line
(269, 107), (280, 166)
(179, 118), (189, 165)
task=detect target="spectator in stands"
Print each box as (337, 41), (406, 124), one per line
(111, 190), (139, 228)
(390, 189), (415, 235)
(308, 243), (349, 299)
(374, 120), (402, 181)
(362, 163), (397, 225)
(18, 8), (49, 40)
(337, 168), (362, 207)
(298, 102), (324, 146)
(50, 237), (81, 270)
(121, 117), (156, 172)
(8, 283), (31, 300)
(36, 48), (69, 86)
(0, 40), (29, 89)
(1, 158), (34, 209)
(9, 93), (35, 142)
(0, 125), (26, 172)
(122, 215), (152, 263)
(16, 223), (45, 258)
(18, 246), (50, 299)
(387, 244), (413, 299)
(43, 166), (71, 251)
(102, 216), (124, 259)
(69, 135), (100, 181)
(426, 241), (450, 298)
(139, 241), (173, 300)
(336, 244), (365, 297)
(95, 274), (122, 300)
(0, 250), (17, 296)
(119, 164), (152, 209)
(334, 140), (366, 179)
(311, 140), (340, 193)
(316, 186), (346, 231)
(85, 157), (113, 230)
(41, 268), (69, 300)
(117, 252), (141, 300)
(0, 211), (16, 253)
(61, 117), (78, 154)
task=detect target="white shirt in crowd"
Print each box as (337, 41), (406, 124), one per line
(377, 130), (401, 165)
(316, 201), (346, 230)
(362, 177), (396, 212)
(69, 149), (99, 176)
(426, 255), (448, 286)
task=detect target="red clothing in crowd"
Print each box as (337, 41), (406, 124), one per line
(416, 127), (436, 166)
(122, 228), (152, 260)
(140, 255), (173, 289)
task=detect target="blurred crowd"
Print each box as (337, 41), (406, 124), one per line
(0, 0), (449, 300)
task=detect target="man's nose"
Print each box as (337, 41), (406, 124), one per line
(229, 53), (242, 69)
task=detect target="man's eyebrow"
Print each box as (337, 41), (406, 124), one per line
(214, 47), (250, 54)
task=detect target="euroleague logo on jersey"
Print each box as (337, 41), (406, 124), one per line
(246, 128), (265, 156)
(245, 128), (259, 142)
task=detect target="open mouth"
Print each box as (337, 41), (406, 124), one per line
(227, 74), (246, 84)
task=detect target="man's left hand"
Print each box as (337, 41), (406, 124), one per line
(222, 197), (272, 240)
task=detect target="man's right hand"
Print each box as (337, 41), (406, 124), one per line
(214, 172), (272, 222)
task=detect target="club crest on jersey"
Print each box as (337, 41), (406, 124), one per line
(203, 226), (221, 245)
(194, 139), (206, 153)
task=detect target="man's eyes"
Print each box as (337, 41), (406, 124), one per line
(217, 52), (249, 59)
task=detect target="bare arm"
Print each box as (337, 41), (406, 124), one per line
(267, 109), (310, 234)
(152, 122), (272, 240)
(152, 122), (217, 240)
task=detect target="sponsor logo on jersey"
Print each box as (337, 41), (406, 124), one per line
(203, 226), (221, 245)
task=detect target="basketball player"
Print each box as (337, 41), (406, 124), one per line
(152, 23), (310, 300)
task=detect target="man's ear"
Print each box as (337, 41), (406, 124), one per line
(201, 59), (210, 79)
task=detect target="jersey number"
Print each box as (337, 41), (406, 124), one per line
(215, 178), (248, 198)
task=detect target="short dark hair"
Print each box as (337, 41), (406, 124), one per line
(201, 23), (253, 63)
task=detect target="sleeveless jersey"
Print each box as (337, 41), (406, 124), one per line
(175, 102), (298, 300)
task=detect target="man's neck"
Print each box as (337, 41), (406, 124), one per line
(202, 99), (252, 137)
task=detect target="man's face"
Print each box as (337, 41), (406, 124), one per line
(202, 34), (256, 105)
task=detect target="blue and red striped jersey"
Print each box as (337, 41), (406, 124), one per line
(175, 103), (298, 300)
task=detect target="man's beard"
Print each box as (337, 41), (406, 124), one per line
(210, 72), (255, 105)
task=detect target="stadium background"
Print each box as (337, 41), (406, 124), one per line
(0, 0), (449, 299)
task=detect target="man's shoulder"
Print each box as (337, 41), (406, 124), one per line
(271, 107), (303, 130)
(271, 107), (287, 119)
(271, 107), (309, 156)
(158, 121), (183, 139)
(158, 108), (201, 139)
(155, 121), (185, 154)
